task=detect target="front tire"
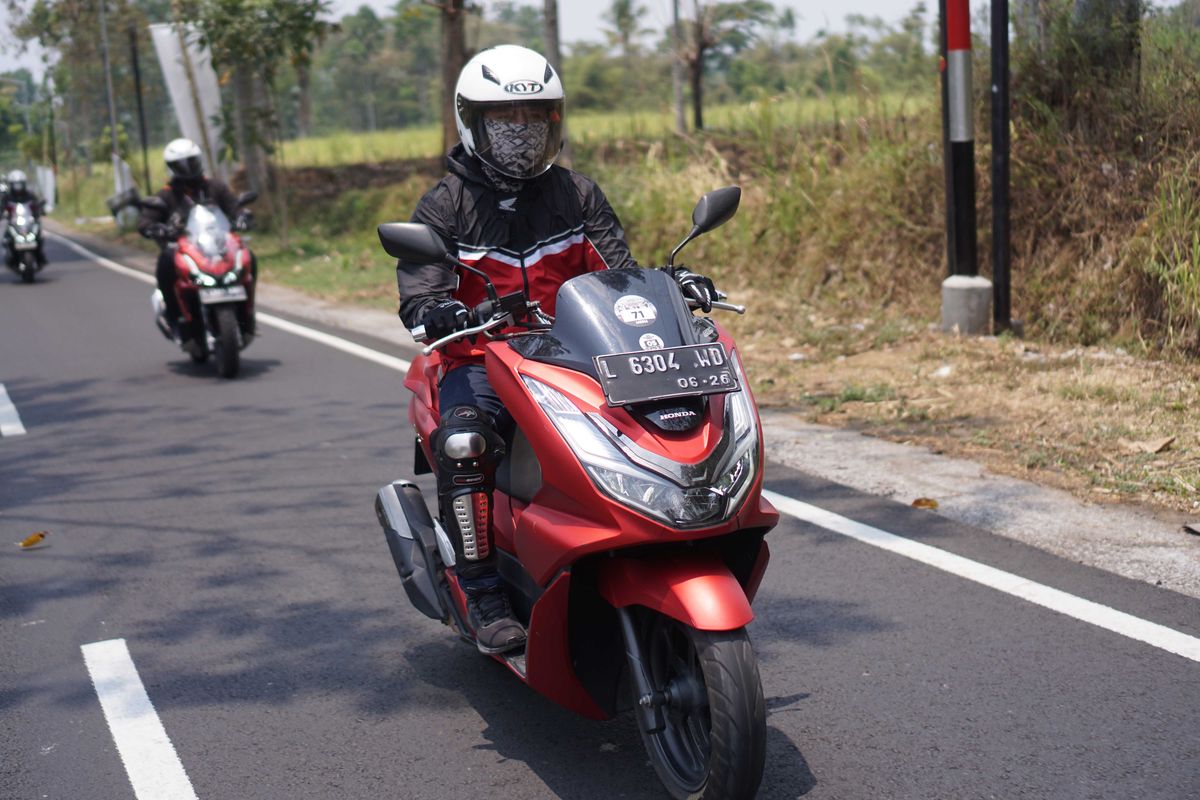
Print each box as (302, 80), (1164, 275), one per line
(213, 305), (240, 378)
(636, 615), (766, 800)
(20, 252), (35, 283)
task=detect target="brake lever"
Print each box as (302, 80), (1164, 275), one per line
(686, 298), (746, 315)
(415, 314), (513, 356)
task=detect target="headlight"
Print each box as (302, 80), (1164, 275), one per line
(184, 254), (218, 287)
(522, 371), (758, 529)
(222, 270), (239, 285)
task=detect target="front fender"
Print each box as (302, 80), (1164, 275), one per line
(597, 553), (753, 631)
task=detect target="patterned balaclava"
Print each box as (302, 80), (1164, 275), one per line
(481, 117), (550, 193)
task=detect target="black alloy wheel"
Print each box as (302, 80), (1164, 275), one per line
(635, 613), (766, 800)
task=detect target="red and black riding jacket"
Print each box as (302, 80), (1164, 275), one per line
(396, 144), (638, 370)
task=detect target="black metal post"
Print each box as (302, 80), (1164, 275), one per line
(129, 25), (152, 192)
(991, 0), (1012, 331)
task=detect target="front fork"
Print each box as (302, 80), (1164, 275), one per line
(617, 607), (667, 734)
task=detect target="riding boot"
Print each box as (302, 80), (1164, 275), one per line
(433, 405), (524, 654)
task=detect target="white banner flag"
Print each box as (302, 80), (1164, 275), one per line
(148, 23), (226, 180)
(35, 165), (55, 212)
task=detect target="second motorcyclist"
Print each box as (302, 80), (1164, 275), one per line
(3, 169), (46, 267)
(138, 139), (254, 339)
(395, 45), (719, 655)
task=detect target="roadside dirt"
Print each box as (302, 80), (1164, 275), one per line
(739, 323), (1200, 516)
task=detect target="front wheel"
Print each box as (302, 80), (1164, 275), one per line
(213, 305), (240, 378)
(635, 615), (766, 800)
(20, 252), (35, 283)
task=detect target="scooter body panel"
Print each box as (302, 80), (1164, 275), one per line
(596, 553), (755, 631)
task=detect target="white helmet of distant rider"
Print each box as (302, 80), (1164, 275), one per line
(163, 138), (204, 181)
(454, 45), (565, 181)
(7, 170), (27, 194)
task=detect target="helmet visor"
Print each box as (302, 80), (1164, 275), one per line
(460, 98), (564, 180)
(168, 155), (204, 180)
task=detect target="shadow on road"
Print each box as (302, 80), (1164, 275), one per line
(166, 356), (281, 380)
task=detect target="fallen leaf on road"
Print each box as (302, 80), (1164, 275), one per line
(911, 497), (939, 510)
(1183, 523), (1200, 537)
(1117, 436), (1176, 455)
(17, 531), (48, 548)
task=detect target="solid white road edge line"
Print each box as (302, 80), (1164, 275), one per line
(56, 231), (1200, 664)
(48, 232), (413, 373)
(763, 489), (1200, 664)
(81, 639), (200, 800)
(0, 383), (27, 436)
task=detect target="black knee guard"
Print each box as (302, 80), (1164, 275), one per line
(433, 406), (506, 571)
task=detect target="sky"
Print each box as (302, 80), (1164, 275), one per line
(0, 0), (923, 79)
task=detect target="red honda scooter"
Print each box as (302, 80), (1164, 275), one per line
(143, 192), (257, 378)
(374, 187), (778, 800)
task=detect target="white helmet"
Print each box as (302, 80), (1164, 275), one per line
(6, 170), (26, 193)
(164, 138), (204, 180)
(454, 45), (565, 180)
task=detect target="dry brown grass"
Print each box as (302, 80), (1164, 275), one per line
(737, 323), (1200, 514)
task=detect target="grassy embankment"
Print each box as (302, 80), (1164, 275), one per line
(57, 80), (1200, 512)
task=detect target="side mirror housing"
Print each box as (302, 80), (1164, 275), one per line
(691, 186), (741, 234)
(378, 222), (450, 263)
(666, 185), (741, 268)
(236, 190), (258, 207)
(139, 196), (168, 212)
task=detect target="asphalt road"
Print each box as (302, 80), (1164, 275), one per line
(2, 238), (1198, 800)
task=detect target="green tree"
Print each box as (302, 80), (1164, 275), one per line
(682, 0), (777, 129)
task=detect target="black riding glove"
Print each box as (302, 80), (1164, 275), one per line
(143, 222), (173, 242)
(672, 267), (717, 313)
(421, 299), (471, 340)
(234, 209), (253, 232)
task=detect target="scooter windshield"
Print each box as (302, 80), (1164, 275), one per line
(11, 203), (35, 234)
(185, 205), (231, 262)
(510, 268), (701, 378)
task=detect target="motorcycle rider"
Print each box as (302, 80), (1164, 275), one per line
(395, 45), (719, 654)
(3, 170), (46, 266)
(138, 138), (254, 338)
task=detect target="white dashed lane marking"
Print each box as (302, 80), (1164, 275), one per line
(0, 383), (27, 436)
(81, 639), (200, 800)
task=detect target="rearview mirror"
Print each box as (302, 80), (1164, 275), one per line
(666, 185), (742, 268)
(236, 190), (258, 207)
(139, 196), (168, 212)
(691, 186), (741, 234)
(378, 222), (449, 263)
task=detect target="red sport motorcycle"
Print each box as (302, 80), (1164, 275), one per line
(374, 187), (778, 800)
(143, 192), (257, 378)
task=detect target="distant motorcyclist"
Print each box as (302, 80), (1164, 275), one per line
(138, 138), (254, 337)
(3, 170), (46, 266)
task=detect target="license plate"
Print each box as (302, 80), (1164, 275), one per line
(12, 240), (35, 251)
(198, 285), (247, 304)
(594, 343), (739, 406)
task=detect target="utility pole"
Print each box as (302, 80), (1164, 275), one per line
(129, 25), (153, 192)
(672, 0), (686, 136)
(991, 0), (1013, 333)
(97, 0), (121, 164)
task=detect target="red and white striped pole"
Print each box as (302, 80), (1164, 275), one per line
(939, 0), (991, 334)
(943, 0), (977, 277)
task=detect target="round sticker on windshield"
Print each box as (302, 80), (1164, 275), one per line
(614, 295), (658, 327)
(638, 333), (665, 350)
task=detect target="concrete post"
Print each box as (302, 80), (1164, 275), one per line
(941, 274), (993, 335)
